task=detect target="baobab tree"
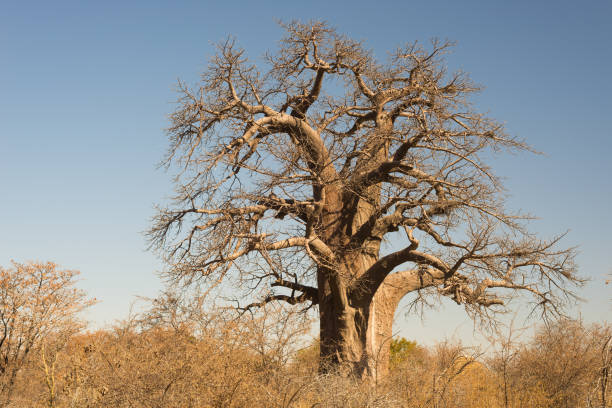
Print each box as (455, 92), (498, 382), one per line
(150, 21), (581, 378)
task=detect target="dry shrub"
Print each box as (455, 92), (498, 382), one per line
(511, 319), (612, 408)
(7, 289), (611, 408)
(25, 303), (315, 408)
(384, 339), (499, 408)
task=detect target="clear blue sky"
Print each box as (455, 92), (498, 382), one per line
(1, 0), (610, 341)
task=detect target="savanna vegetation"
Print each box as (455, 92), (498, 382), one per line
(3, 21), (609, 408)
(1, 278), (610, 407)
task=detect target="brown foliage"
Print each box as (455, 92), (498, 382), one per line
(0, 261), (94, 407)
(7, 297), (612, 408)
(512, 320), (611, 408)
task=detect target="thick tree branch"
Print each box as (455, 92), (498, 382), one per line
(270, 279), (319, 303)
(238, 292), (316, 313)
(290, 68), (326, 119)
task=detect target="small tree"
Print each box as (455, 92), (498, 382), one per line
(150, 21), (581, 378)
(0, 261), (94, 406)
(486, 320), (526, 408)
(593, 334), (612, 408)
(389, 337), (418, 370)
(511, 319), (611, 408)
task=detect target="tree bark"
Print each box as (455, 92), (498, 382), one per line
(369, 271), (424, 378)
(317, 277), (407, 379)
(318, 293), (371, 377)
(316, 248), (371, 376)
(319, 268), (441, 379)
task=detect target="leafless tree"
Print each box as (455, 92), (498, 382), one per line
(149, 21), (582, 378)
(510, 319), (611, 408)
(0, 261), (94, 406)
(589, 332), (612, 408)
(486, 320), (527, 408)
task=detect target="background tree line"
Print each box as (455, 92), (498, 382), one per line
(1, 261), (610, 407)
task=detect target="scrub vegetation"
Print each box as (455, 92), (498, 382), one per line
(1, 285), (611, 407)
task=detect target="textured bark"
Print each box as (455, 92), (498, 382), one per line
(319, 270), (434, 378)
(318, 294), (370, 376)
(368, 276), (410, 378)
(370, 270), (443, 377)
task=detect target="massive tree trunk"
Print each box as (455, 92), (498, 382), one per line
(316, 149), (396, 378)
(319, 267), (439, 379)
(318, 285), (371, 377)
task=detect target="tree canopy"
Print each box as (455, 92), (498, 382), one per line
(150, 21), (581, 377)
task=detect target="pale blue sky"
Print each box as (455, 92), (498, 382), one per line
(1, 0), (610, 341)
